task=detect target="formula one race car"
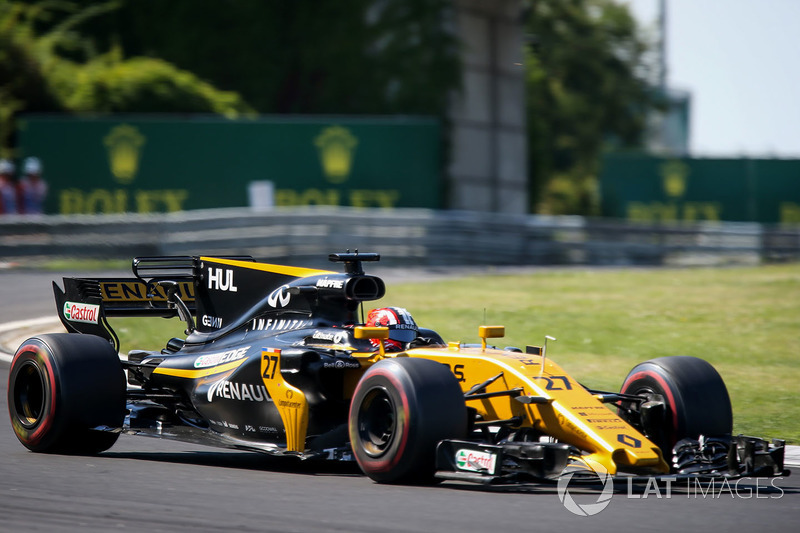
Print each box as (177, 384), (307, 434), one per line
(7, 252), (788, 484)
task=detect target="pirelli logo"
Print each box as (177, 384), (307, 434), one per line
(99, 280), (196, 302)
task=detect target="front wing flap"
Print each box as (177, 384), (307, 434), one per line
(435, 439), (572, 484)
(434, 435), (789, 485)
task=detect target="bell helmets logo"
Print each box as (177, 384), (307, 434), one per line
(455, 449), (497, 473)
(556, 457), (614, 516)
(63, 301), (100, 324)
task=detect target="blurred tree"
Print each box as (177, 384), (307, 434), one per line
(0, 0), (253, 156)
(77, 0), (460, 116)
(525, 0), (657, 215)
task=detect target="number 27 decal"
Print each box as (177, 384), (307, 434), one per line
(262, 353), (278, 379)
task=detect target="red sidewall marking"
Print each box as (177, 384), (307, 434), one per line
(352, 366), (411, 474)
(11, 344), (57, 446)
(622, 369), (679, 439)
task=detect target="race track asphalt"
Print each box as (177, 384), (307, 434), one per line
(1, 269), (798, 532)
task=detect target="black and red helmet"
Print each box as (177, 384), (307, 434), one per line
(365, 307), (418, 351)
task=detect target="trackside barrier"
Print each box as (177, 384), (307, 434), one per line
(0, 208), (798, 267)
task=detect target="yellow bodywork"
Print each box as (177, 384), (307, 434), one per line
(260, 325), (669, 475)
(407, 326), (667, 475)
(399, 344), (669, 475)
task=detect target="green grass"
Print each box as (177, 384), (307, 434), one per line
(114, 264), (800, 443)
(38, 258), (131, 271)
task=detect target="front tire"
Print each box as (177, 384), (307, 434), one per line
(349, 358), (467, 483)
(619, 355), (732, 456)
(8, 334), (126, 454)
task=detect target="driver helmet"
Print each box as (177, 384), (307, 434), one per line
(365, 307), (418, 351)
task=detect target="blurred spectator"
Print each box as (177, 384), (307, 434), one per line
(0, 159), (18, 215)
(18, 157), (48, 215)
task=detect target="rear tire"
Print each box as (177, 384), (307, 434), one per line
(349, 358), (467, 483)
(619, 355), (732, 456)
(8, 334), (126, 454)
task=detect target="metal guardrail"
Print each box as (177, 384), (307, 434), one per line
(0, 207), (798, 266)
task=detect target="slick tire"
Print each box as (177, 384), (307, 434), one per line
(8, 334), (126, 454)
(619, 355), (732, 456)
(349, 358), (467, 484)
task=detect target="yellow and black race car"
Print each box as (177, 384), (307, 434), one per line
(7, 252), (787, 484)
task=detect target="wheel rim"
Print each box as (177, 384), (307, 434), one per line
(12, 360), (47, 429)
(357, 386), (397, 457)
(630, 385), (657, 400)
(623, 385), (659, 421)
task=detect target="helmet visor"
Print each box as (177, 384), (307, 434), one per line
(387, 324), (417, 343)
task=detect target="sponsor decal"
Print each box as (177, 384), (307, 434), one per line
(267, 284), (291, 308)
(63, 301), (100, 324)
(201, 314), (223, 328)
(323, 359), (361, 369)
(250, 318), (312, 332)
(277, 390), (302, 409)
(212, 420), (239, 429)
(455, 449), (497, 473)
(311, 330), (348, 344)
(193, 346), (250, 368)
(207, 268), (238, 292)
(100, 281), (195, 302)
(207, 379), (271, 403)
(315, 277), (344, 289)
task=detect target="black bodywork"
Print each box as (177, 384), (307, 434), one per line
(53, 252), (409, 457)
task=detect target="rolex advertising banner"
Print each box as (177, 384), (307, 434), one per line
(16, 116), (441, 214)
(600, 153), (800, 224)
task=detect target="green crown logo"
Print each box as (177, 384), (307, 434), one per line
(660, 160), (690, 198)
(314, 126), (358, 184)
(104, 124), (146, 184)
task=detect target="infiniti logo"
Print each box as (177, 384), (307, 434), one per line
(267, 285), (291, 308)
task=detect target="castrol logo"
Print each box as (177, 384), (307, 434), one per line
(63, 301), (100, 324)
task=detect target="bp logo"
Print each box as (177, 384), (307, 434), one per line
(104, 124), (146, 184)
(314, 126), (358, 184)
(556, 457), (614, 516)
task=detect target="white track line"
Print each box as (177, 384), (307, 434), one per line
(0, 316), (60, 334)
(0, 316), (62, 362)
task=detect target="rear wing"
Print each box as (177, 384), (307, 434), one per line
(53, 256), (252, 351)
(54, 252), (385, 352)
